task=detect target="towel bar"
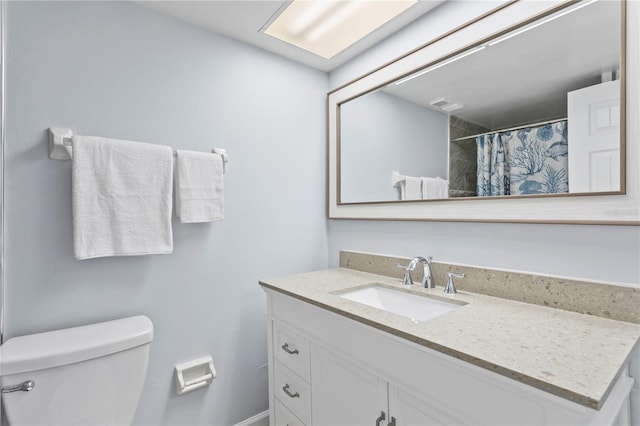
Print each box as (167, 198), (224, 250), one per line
(48, 127), (228, 172)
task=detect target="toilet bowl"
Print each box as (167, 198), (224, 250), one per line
(0, 315), (153, 425)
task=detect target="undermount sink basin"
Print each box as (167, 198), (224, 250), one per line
(336, 284), (465, 322)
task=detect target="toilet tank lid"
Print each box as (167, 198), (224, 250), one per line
(0, 315), (153, 376)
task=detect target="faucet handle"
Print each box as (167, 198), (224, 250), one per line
(444, 272), (464, 294)
(397, 263), (414, 285)
(396, 262), (416, 270)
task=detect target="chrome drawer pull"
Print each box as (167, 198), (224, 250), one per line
(375, 411), (386, 426)
(1, 380), (35, 393)
(281, 343), (299, 355)
(282, 384), (300, 399)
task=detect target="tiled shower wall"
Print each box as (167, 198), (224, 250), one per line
(449, 115), (488, 197)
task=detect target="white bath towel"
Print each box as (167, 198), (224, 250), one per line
(421, 177), (449, 199)
(175, 150), (224, 223)
(404, 176), (422, 200)
(72, 136), (174, 260)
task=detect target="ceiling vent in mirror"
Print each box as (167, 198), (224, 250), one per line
(262, 0), (417, 59)
(429, 98), (464, 112)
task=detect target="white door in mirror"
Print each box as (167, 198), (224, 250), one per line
(568, 80), (621, 193)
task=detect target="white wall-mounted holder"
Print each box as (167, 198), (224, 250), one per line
(47, 127), (229, 172)
(48, 127), (73, 160)
(174, 356), (216, 395)
(211, 148), (229, 173)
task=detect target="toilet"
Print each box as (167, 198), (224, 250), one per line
(0, 315), (153, 425)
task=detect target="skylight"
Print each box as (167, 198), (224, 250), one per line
(264, 0), (417, 59)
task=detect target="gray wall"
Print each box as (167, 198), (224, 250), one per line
(4, 1), (327, 425)
(340, 91), (448, 202)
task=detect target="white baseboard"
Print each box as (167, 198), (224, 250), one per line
(234, 410), (269, 426)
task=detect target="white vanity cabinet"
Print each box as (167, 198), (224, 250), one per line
(264, 288), (634, 426)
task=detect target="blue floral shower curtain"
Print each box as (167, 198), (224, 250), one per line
(509, 122), (568, 195)
(476, 133), (510, 196)
(476, 121), (569, 196)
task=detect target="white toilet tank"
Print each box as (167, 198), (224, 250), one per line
(0, 315), (153, 426)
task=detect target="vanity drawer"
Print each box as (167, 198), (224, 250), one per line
(274, 398), (305, 426)
(274, 360), (311, 425)
(273, 322), (310, 381)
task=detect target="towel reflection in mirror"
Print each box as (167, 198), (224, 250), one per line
(391, 171), (449, 200)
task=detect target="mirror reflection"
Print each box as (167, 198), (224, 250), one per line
(339, 0), (622, 204)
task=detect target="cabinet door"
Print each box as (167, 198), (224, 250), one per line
(274, 322), (311, 381)
(274, 361), (312, 424)
(311, 344), (387, 426)
(274, 399), (304, 426)
(388, 384), (468, 426)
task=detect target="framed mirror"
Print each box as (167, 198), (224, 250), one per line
(327, 0), (639, 224)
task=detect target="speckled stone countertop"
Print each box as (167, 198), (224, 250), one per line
(259, 268), (640, 410)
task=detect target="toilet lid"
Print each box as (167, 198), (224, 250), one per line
(0, 315), (153, 375)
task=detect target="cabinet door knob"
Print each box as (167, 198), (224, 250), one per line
(281, 343), (299, 355)
(282, 384), (300, 399)
(375, 411), (386, 426)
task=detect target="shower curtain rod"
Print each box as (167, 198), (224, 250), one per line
(450, 117), (567, 142)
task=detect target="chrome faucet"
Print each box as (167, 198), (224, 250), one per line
(400, 256), (434, 288)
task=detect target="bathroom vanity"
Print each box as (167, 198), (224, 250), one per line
(260, 268), (639, 426)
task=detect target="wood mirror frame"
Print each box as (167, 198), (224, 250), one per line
(327, 0), (639, 224)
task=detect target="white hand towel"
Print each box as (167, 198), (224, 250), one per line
(72, 136), (174, 260)
(175, 150), (224, 223)
(421, 177), (449, 199)
(404, 176), (422, 200)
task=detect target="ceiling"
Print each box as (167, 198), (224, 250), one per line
(135, 0), (444, 72)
